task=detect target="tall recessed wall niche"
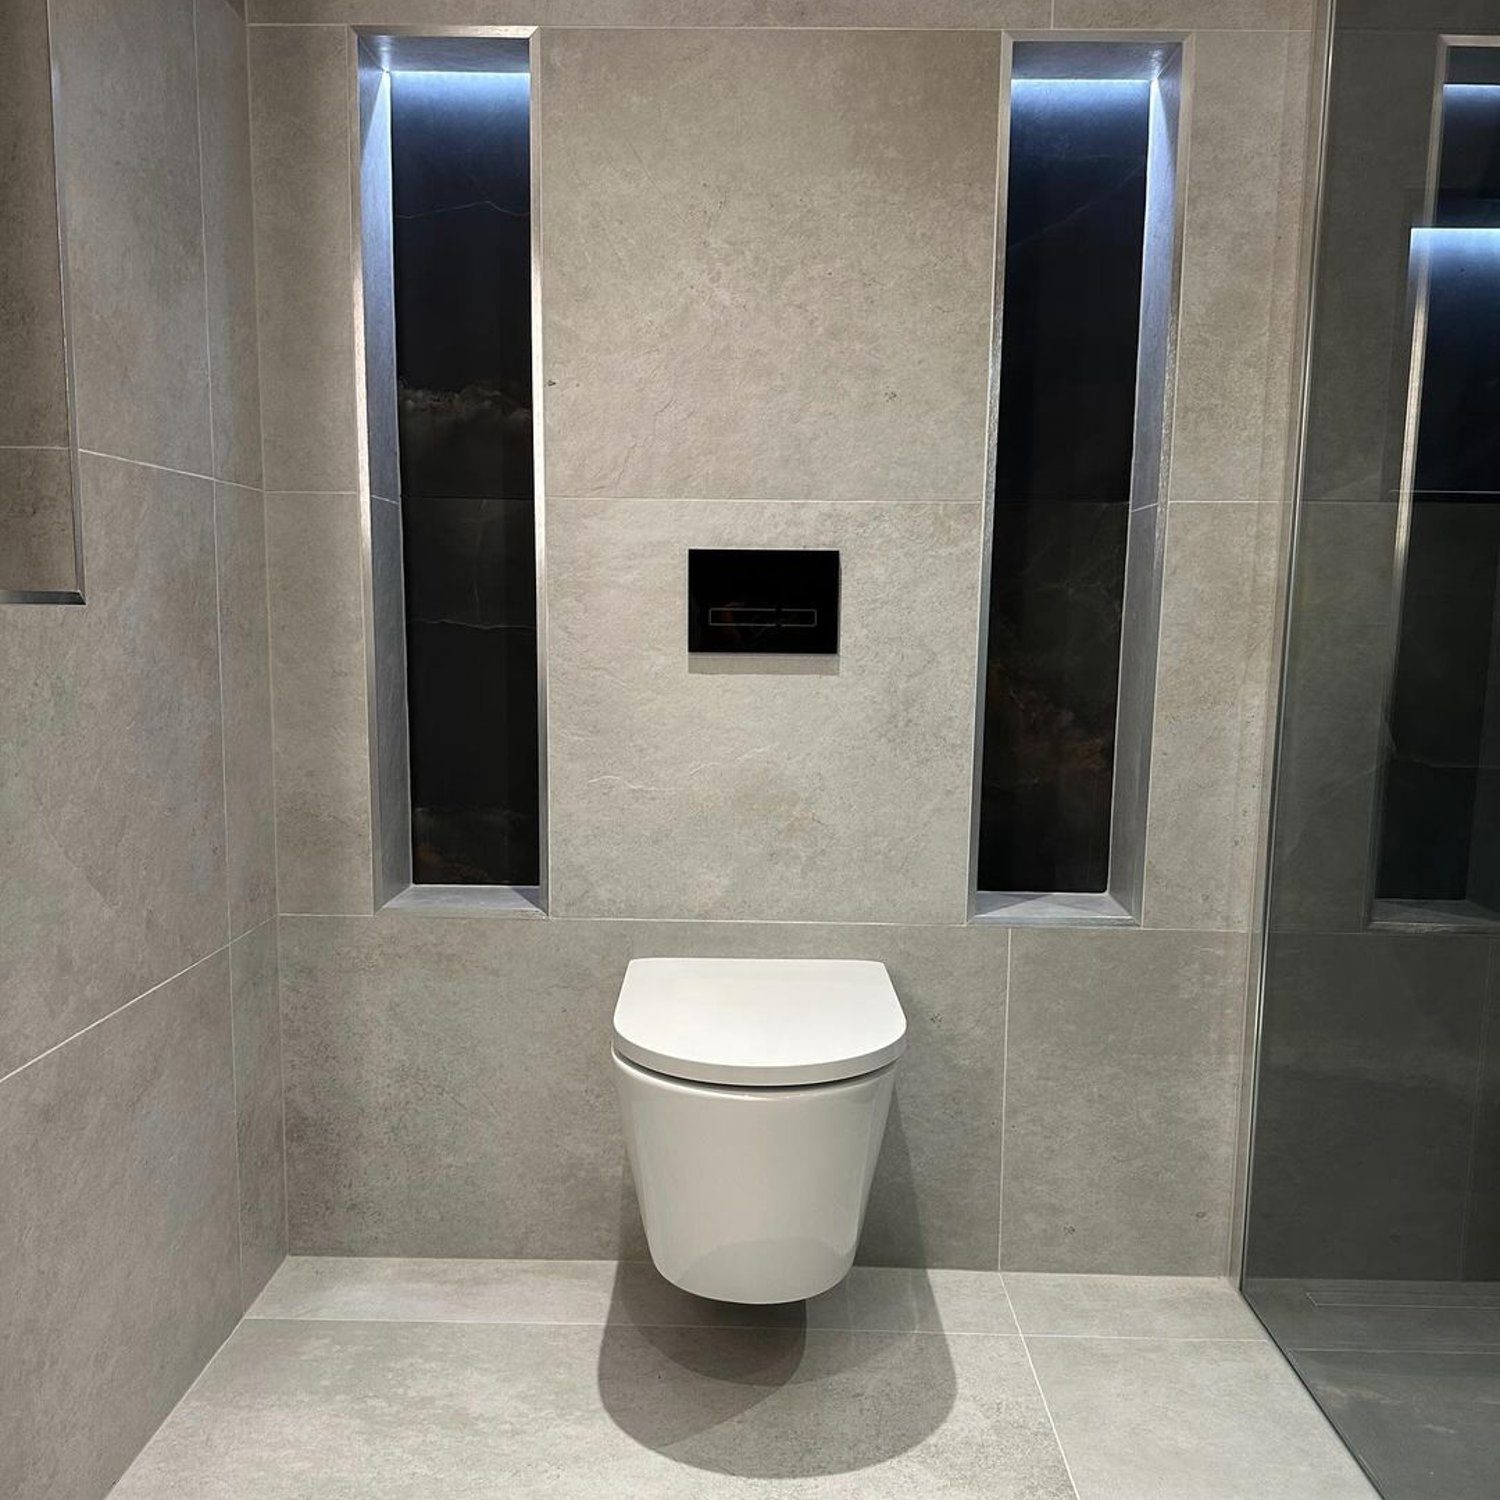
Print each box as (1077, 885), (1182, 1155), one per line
(355, 33), (543, 906)
(975, 40), (1183, 918)
(1374, 45), (1500, 922)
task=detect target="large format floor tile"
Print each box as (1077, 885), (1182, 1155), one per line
(112, 1322), (1071, 1497)
(1027, 1334), (1377, 1500)
(109, 1260), (1381, 1499)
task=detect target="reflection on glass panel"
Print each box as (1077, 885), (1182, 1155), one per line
(1245, 26), (1500, 1500)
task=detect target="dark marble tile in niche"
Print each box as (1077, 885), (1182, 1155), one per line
(403, 496), (536, 633)
(1377, 499), (1500, 901)
(994, 82), (1151, 506)
(407, 618), (539, 887)
(978, 500), (1128, 894)
(391, 71), (532, 502)
(1435, 82), (1500, 225)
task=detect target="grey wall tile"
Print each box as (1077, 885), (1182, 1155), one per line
(1248, 931), (1490, 1281)
(197, 0), (264, 489)
(1001, 928), (1248, 1274)
(1169, 29), (1312, 506)
(1269, 502), (1398, 932)
(51, 0), (212, 474)
(546, 500), (982, 924)
(249, 26), (360, 492)
(1054, 0), (1314, 24)
(0, 447), (77, 596)
(249, 0), (1051, 27)
(280, 913), (638, 1258)
(538, 28), (999, 500)
(1142, 503), (1282, 931)
(231, 921), (286, 1308)
(0, 454), (227, 1078)
(265, 493), (373, 914)
(0, 0), (70, 449)
(0, 951), (240, 1500)
(281, 914), (1006, 1267)
(216, 483), (276, 936)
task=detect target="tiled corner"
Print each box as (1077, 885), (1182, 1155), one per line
(0, 952), (240, 1500)
(196, 0), (263, 489)
(1001, 928), (1248, 1275)
(264, 493), (373, 915)
(0, 454), (227, 1078)
(216, 483), (276, 936)
(231, 921), (286, 1308)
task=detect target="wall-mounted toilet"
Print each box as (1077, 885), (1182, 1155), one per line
(612, 957), (907, 1304)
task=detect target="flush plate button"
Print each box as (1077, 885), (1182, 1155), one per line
(688, 548), (840, 655)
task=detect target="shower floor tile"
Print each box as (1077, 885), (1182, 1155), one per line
(107, 1260), (1376, 1499)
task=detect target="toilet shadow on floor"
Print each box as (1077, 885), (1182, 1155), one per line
(596, 1164), (958, 1478)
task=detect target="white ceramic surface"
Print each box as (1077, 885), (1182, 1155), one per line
(614, 1050), (897, 1303)
(612, 957), (907, 1087)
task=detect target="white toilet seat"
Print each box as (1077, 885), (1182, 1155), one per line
(612, 956), (906, 1087)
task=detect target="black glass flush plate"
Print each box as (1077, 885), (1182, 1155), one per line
(688, 549), (840, 655)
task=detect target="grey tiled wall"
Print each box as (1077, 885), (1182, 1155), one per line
(246, 3), (1319, 1282)
(0, 1), (284, 1495)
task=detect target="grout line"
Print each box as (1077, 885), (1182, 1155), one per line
(77, 448), (217, 485)
(1019, 1332), (1267, 1343)
(192, 0), (248, 1315)
(1018, 1330), (1084, 1500)
(0, 946), (232, 1089)
(241, 8), (291, 1259)
(242, 1312), (1027, 1335)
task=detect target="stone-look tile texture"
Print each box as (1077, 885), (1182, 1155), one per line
(232, 921), (287, 1309)
(0, 454), (227, 1076)
(280, 915), (1006, 1268)
(1030, 1335), (1377, 1500)
(1001, 929), (1249, 1274)
(249, 24), (361, 492)
(50, 0), (211, 475)
(265, 493), (375, 914)
(538, 28), (1000, 501)
(547, 501), (983, 924)
(114, 1259), (1375, 1500)
(1142, 503), (1282, 930)
(113, 1315), (1075, 1498)
(0, 0), (70, 449)
(0, 955), (241, 1500)
(240, 4), (1321, 1285)
(196, 0), (263, 490)
(217, 483), (277, 936)
(2, 2), (281, 1495)
(248, 0), (1053, 21)
(1168, 28), (1312, 507)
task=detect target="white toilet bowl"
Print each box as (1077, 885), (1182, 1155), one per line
(611, 957), (906, 1304)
